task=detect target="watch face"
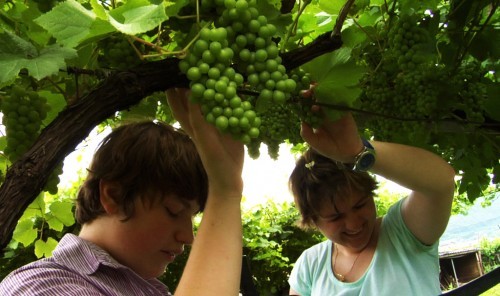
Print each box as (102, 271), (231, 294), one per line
(357, 152), (376, 171)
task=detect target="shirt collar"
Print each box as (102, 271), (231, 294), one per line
(52, 233), (126, 275)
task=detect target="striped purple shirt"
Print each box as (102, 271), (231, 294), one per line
(0, 234), (171, 295)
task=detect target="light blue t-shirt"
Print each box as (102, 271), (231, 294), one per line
(288, 198), (441, 296)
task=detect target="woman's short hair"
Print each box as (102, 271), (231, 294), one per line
(289, 148), (378, 229)
(75, 121), (208, 224)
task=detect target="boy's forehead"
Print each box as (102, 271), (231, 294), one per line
(164, 194), (201, 213)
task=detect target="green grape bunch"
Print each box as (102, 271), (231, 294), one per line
(178, 0), (314, 157)
(1, 85), (49, 162)
(98, 35), (144, 70)
(0, 85), (63, 194)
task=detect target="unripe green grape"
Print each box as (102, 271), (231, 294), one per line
(193, 39), (209, 56)
(248, 73), (260, 86)
(229, 96), (241, 108)
(217, 48), (233, 64)
(239, 134), (251, 145)
(203, 89), (216, 101)
(224, 0), (236, 9)
(199, 28), (212, 41)
(239, 117), (250, 130)
(198, 62), (210, 74)
(225, 86), (237, 99)
(245, 33), (256, 44)
(244, 110), (257, 122)
(233, 107), (245, 118)
(206, 112), (216, 124)
(229, 116), (239, 127)
(222, 67), (236, 80)
(257, 71), (270, 83)
(232, 21), (244, 32)
(215, 115), (229, 131)
(254, 37), (266, 49)
(235, 0), (248, 11)
(214, 93), (226, 103)
(242, 101), (252, 111)
(248, 19), (260, 33)
(214, 80), (228, 93)
(209, 42), (222, 56)
(238, 10), (252, 24)
(223, 107), (233, 117)
(227, 8), (239, 20)
(265, 80), (275, 90)
(191, 83), (206, 98)
(187, 67), (202, 81)
(235, 34), (247, 48)
(212, 27), (228, 42)
(202, 50), (216, 63)
(239, 49), (251, 61)
(208, 67), (221, 79)
(179, 60), (190, 73)
(273, 90), (286, 104)
(266, 44), (279, 58)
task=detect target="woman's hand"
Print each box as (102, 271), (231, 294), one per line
(166, 88), (244, 198)
(301, 111), (364, 164)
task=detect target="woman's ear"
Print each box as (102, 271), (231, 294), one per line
(99, 180), (121, 214)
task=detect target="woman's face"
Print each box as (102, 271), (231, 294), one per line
(314, 191), (377, 252)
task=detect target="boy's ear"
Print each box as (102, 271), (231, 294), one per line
(99, 180), (121, 214)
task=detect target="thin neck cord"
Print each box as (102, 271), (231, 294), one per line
(333, 243), (362, 282)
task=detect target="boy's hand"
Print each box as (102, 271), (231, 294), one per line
(166, 88), (244, 198)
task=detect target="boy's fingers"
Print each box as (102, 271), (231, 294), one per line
(166, 88), (193, 134)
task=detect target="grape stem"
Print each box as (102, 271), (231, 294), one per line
(332, 0), (356, 37)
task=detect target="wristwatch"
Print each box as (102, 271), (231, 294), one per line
(350, 138), (376, 172)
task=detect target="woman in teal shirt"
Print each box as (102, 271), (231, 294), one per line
(288, 112), (455, 295)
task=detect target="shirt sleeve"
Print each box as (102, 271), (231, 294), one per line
(384, 197), (438, 251)
(288, 250), (313, 296)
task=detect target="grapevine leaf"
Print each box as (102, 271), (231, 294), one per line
(45, 201), (76, 231)
(19, 4), (52, 46)
(0, 136), (6, 153)
(21, 194), (45, 220)
(38, 91), (67, 125)
(484, 83), (500, 121)
(34, 237), (58, 258)
(0, 31), (77, 86)
(317, 0), (343, 15)
(121, 96), (158, 121)
(108, 1), (168, 35)
(469, 27), (500, 60)
(45, 215), (62, 232)
(356, 8), (383, 27)
(165, 0), (190, 16)
(12, 219), (37, 247)
(398, 0), (440, 13)
(27, 45), (78, 80)
(35, 0), (101, 48)
(302, 48), (366, 120)
(46, 201), (75, 232)
(341, 25), (369, 48)
(90, 0), (107, 19)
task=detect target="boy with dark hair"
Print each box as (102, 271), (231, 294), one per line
(1, 88), (245, 296)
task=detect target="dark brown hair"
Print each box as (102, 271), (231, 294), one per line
(289, 148), (378, 229)
(75, 121), (208, 224)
